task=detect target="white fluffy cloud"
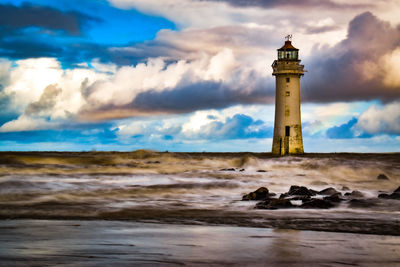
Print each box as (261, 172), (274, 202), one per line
(0, 47), (265, 131)
(356, 101), (400, 134)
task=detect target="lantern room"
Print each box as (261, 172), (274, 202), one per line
(277, 39), (299, 61)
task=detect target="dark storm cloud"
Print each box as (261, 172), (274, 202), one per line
(80, 73), (274, 120)
(200, 0), (372, 9)
(131, 80), (271, 113)
(303, 11), (400, 102)
(0, 39), (63, 59)
(0, 3), (102, 62)
(0, 3), (99, 35)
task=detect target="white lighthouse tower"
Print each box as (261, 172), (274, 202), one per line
(271, 35), (305, 155)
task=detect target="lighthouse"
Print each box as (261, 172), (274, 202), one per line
(271, 35), (305, 155)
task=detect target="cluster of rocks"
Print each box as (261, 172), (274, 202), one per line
(378, 186), (400, 199)
(242, 185), (400, 210)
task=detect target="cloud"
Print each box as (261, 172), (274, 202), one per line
(116, 112), (272, 141)
(0, 2), (99, 36)
(326, 117), (358, 139)
(356, 101), (400, 135)
(200, 0), (373, 9)
(26, 84), (62, 115)
(303, 11), (400, 102)
(80, 49), (274, 120)
(0, 114), (58, 132)
(191, 113), (273, 140)
(0, 57), (111, 131)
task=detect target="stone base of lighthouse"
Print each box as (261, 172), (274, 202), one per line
(272, 125), (304, 155)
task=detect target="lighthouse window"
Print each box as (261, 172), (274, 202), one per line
(285, 126), (290, 136)
(286, 91), (290, 96)
(286, 77), (290, 83)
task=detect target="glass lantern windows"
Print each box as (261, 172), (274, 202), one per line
(278, 50), (298, 60)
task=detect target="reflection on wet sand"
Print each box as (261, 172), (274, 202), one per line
(0, 220), (399, 266)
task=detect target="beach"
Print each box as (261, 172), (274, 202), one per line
(0, 151), (399, 265)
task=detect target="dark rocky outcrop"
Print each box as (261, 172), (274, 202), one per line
(318, 187), (339, 196)
(389, 193), (400, 199)
(279, 193), (288, 199)
(288, 186), (316, 196)
(256, 170), (267, 173)
(255, 199), (293, 210)
(323, 192), (343, 202)
(377, 174), (389, 180)
(341, 186), (350, 191)
(300, 199), (334, 209)
(379, 190), (400, 200)
(242, 187), (270, 201)
(378, 193), (390, 199)
(246, 183), (400, 211)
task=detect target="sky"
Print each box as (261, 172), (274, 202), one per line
(0, 0), (400, 152)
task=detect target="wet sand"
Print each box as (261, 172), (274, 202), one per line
(1, 220), (399, 266)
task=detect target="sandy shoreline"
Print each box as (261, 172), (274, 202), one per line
(1, 220), (399, 266)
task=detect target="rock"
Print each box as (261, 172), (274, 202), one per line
(341, 186), (350, 191)
(242, 187), (269, 201)
(318, 187), (339, 196)
(388, 192), (400, 200)
(323, 192), (343, 202)
(279, 193), (288, 199)
(300, 199), (334, 209)
(256, 198), (293, 210)
(394, 186), (400, 193)
(257, 170), (267, 173)
(288, 186), (316, 196)
(377, 174), (389, 180)
(378, 192), (400, 200)
(288, 185), (301, 194)
(239, 169), (245, 172)
(345, 190), (364, 198)
(309, 189), (319, 195)
(220, 168), (236, 171)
